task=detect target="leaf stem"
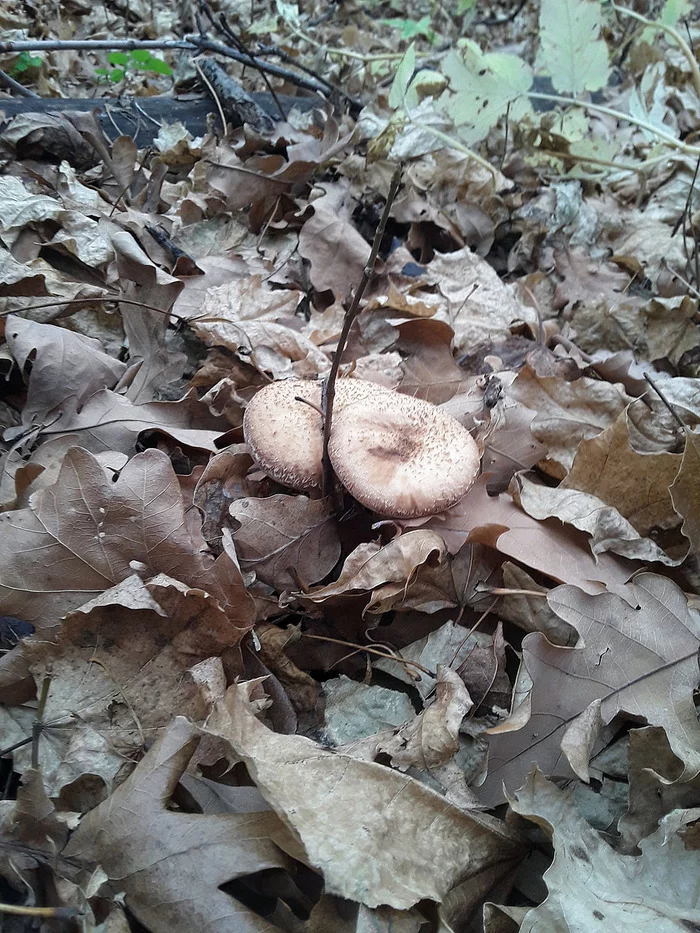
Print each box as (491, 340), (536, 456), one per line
(301, 632), (434, 676)
(610, 2), (700, 101)
(528, 91), (700, 154)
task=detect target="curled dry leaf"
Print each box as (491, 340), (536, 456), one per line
(480, 574), (700, 805)
(562, 412), (684, 537)
(231, 494), (341, 590)
(378, 665), (473, 771)
(426, 246), (534, 354)
(293, 530), (447, 614)
(5, 314), (126, 423)
(297, 179), (371, 301)
(619, 726), (700, 854)
(509, 769), (700, 933)
(670, 431), (700, 556)
(507, 364), (629, 478)
(514, 474), (685, 566)
(204, 681), (524, 910)
(1, 573), (251, 795)
(481, 396), (548, 493)
(421, 477), (634, 597)
(181, 274), (329, 379)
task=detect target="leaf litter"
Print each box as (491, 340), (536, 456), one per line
(1, 0), (700, 930)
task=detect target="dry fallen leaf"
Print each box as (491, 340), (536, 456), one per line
(294, 530), (447, 615)
(422, 477), (634, 596)
(509, 768), (700, 933)
(480, 574), (700, 804)
(0, 572), (251, 795)
(62, 716), (302, 933)
(670, 431), (700, 556)
(204, 680), (524, 910)
(0, 447), (254, 627)
(378, 665), (473, 771)
(5, 314), (126, 423)
(231, 494), (341, 590)
(507, 364), (629, 477)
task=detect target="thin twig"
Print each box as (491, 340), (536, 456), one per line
(0, 67), (39, 98)
(320, 163), (403, 498)
(200, 2), (288, 121)
(0, 35), (342, 100)
(448, 597), (499, 668)
(476, 586), (547, 599)
(611, 2), (700, 101)
(193, 58), (227, 133)
(644, 373), (687, 430)
(0, 903), (81, 919)
(528, 91), (700, 154)
(301, 632), (434, 676)
(1, 295), (186, 323)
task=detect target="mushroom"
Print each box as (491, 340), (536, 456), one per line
(242, 378), (381, 491)
(242, 377), (480, 517)
(328, 391), (480, 518)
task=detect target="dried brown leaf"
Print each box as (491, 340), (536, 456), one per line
(0, 448), (254, 627)
(62, 717), (298, 933)
(231, 494), (341, 590)
(298, 180), (371, 300)
(204, 681), (524, 910)
(421, 478), (633, 596)
(510, 769), (700, 933)
(507, 364), (629, 478)
(480, 574), (700, 804)
(294, 530), (447, 614)
(3, 573), (249, 794)
(670, 431), (700, 555)
(378, 665), (473, 771)
(5, 314), (126, 423)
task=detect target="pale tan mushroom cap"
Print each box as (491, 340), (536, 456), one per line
(328, 393), (480, 518)
(243, 377), (389, 490)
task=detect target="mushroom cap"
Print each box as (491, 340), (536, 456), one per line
(243, 378), (323, 490)
(243, 377), (388, 490)
(328, 392), (480, 518)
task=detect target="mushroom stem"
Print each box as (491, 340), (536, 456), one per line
(321, 162), (404, 500)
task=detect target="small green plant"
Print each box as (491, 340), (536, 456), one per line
(95, 50), (172, 84)
(382, 15), (437, 44)
(8, 51), (43, 76)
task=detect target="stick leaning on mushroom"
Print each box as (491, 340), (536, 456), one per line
(243, 378), (481, 519)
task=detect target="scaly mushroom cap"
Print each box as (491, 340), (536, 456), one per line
(243, 377), (386, 491)
(328, 392), (480, 518)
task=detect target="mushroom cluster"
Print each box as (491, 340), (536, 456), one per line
(243, 378), (480, 519)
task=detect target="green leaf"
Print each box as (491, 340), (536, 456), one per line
(139, 58), (173, 76)
(11, 50), (42, 74)
(536, 0), (609, 95)
(389, 42), (416, 110)
(383, 15), (436, 42)
(109, 68), (125, 83)
(128, 49), (152, 63)
(108, 51), (130, 66)
(439, 41), (533, 145)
